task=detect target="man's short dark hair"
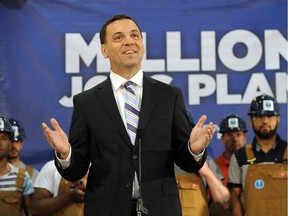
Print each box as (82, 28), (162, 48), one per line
(99, 14), (142, 44)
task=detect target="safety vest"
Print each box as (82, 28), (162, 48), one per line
(25, 165), (34, 179)
(0, 168), (26, 216)
(244, 144), (287, 216)
(52, 176), (86, 216)
(176, 173), (209, 216)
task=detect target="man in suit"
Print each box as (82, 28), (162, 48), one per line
(42, 14), (215, 216)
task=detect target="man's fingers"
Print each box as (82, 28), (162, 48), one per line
(41, 122), (47, 131)
(195, 115), (207, 128)
(50, 118), (64, 133)
(42, 122), (51, 136)
(206, 122), (216, 141)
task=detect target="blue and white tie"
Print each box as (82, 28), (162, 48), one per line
(124, 81), (140, 145)
(124, 81), (141, 198)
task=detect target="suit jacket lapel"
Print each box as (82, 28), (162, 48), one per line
(137, 75), (160, 137)
(95, 78), (133, 148)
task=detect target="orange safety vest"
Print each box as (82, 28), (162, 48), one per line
(0, 168), (26, 216)
(176, 173), (209, 216)
(244, 144), (287, 216)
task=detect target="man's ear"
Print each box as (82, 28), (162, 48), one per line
(20, 141), (24, 150)
(249, 118), (253, 127)
(276, 116), (280, 124)
(101, 45), (108, 58)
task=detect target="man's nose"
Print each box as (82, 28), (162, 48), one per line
(124, 36), (135, 45)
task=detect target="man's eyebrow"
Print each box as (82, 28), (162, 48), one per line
(131, 29), (140, 33)
(112, 31), (122, 37)
(112, 29), (140, 36)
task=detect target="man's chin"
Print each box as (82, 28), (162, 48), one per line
(8, 155), (18, 160)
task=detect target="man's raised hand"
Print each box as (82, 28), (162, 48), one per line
(189, 115), (215, 154)
(42, 118), (70, 159)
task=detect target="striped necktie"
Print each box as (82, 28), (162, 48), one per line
(124, 81), (140, 145)
(124, 81), (141, 199)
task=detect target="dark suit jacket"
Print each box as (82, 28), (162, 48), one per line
(56, 75), (206, 216)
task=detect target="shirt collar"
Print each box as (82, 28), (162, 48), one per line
(110, 70), (143, 91)
(255, 141), (277, 152)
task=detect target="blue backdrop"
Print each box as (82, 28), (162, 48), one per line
(0, 0), (287, 170)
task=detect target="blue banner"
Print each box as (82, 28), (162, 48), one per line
(1, 0), (287, 170)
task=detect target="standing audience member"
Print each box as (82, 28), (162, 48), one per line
(228, 94), (287, 216)
(210, 114), (247, 216)
(31, 160), (87, 216)
(42, 14), (215, 216)
(0, 116), (34, 216)
(216, 113), (247, 184)
(176, 156), (230, 216)
(175, 110), (230, 216)
(8, 118), (39, 183)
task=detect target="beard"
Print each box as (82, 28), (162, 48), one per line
(8, 148), (19, 159)
(226, 140), (238, 154)
(253, 125), (277, 139)
(7, 154), (17, 160)
(0, 154), (7, 161)
(0, 150), (9, 160)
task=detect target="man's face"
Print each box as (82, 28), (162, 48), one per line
(221, 131), (246, 154)
(8, 140), (23, 160)
(250, 115), (279, 139)
(101, 19), (145, 74)
(0, 132), (12, 160)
